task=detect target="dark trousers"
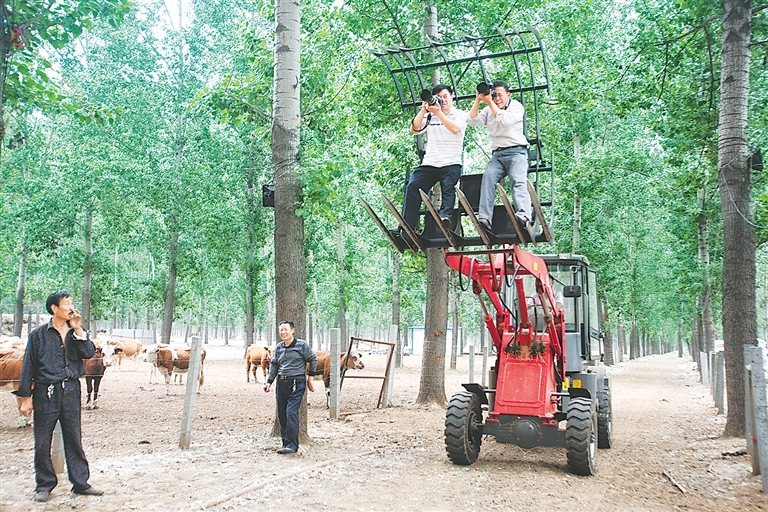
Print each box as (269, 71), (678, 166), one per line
(275, 377), (306, 451)
(402, 164), (462, 231)
(32, 379), (91, 493)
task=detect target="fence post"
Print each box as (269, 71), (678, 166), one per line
(482, 344), (489, 387)
(179, 336), (203, 449)
(745, 357), (757, 462)
(329, 328), (340, 420)
(700, 351), (709, 385)
(744, 344), (768, 491)
(468, 344), (475, 383)
(714, 351), (724, 415)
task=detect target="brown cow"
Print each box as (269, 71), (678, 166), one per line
(153, 346), (206, 395)
(312, 350), (365, 405)
(83, 346), (110, 410)
(0, 347), (30, 428)
(245, 345), (272, 383)
(105, 339), (143, 370)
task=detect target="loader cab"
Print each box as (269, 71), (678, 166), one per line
(541, 255), (602, 371)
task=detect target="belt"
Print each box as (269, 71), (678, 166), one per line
(277, 374), (305, 380)
(492, 145), (526, 153)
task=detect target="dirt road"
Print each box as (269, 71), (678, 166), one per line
(0, 348), (765, 511)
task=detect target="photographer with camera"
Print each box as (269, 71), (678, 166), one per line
(469, 80), (534, 240)
(393, 84), (468, 237)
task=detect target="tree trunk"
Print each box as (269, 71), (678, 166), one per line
(678, 317), (683, 358)
(629, 316), (638, 360)
(245, 232), (255, 347)
(617, 320), (626, 362)
(82, 206), (93, 330)
(336, 221), (347, 347)
(572, 133), (581, 250)
(184, 310), (193, 343)
(13, 241), (27, 338)
(273, 0), (305, 337)
(414, 1), (447, 406)
(0, 0), (9, 152)
(271, 0), (309, 443)
(417, 248), (448, 406)
(691, 314), (699, 364)
(244, 155), (257, 349)
(719, 0), (754, 438)
(697, 193), (716, 352)
(392, 250), (402, 367)
(600, 296), (614, 366)
(161, 225), (180, 344)
(450, 271), (458, 370)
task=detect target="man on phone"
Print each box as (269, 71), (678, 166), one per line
(15, 291), (103, 503)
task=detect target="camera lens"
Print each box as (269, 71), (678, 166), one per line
(420, 89), (433, 102)
(476, 82), (491, 95)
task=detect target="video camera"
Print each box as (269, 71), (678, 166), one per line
(420, 89), (443, 107)
(476, 82), (498, 97)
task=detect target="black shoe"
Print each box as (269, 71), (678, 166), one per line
(277, 447), (297, 454)
(33, 491), (50, 503)
(524, 221), (537, 242)
(477, 218), (493, 235)
(388, 228), (402, 239)
(441, 217), (453, 232)
(74, 486), (104, 496)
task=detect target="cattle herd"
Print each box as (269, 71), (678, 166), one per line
(0, 334), (366, 427)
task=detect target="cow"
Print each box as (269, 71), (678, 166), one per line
(0, 335), (23, 350)
(312, 350), (365, 406)
(0, 346), (30, 428)
(142, 344), (165, 384)
(83, 346), (111, 410)
(245, 345), (272, 383)
(153, 346), (206, 395)
(105, 339), (143, 370)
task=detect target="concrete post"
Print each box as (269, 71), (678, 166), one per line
(329, 328), (340, 420)
(382, 325), (397, 408)
(745, 344), (768, 491)
(714, 351), (724, 415)
(468, 344), (475, 383)
(700, 351), (709, 385)
(482, 344), (489, 387)
(179, 336), (202, 449)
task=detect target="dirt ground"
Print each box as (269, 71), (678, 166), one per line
(1, 345), (767, 511)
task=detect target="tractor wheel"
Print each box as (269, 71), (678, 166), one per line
(444, 391), (483, 465)
(597, 381), (613, 449)
(566, 396), (597, 476)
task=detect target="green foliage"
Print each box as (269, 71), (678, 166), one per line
(0, 0), (766, 347)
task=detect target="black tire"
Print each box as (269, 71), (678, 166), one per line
(444, 391), (483, 465)
(597, 381), (613, 449)
(566, 396), (597, 476)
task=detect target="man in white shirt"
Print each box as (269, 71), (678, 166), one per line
(468, 80), (533, 239)
(394, 84), (468, 235)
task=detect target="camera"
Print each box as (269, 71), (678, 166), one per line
(420, 89), (442, 107)
(476, 82), (497, 97)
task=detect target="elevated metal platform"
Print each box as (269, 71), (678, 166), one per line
(364, 26), (555, 252)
